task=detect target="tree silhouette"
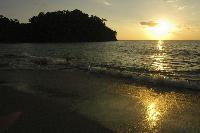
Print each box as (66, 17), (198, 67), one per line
(0, 9), (117, 43)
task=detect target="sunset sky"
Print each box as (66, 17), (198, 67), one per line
(0, 0), (200, 40)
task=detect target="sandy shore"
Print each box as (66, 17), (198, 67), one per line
(0, 84), (113, 133)
(0, 70), (199, 133)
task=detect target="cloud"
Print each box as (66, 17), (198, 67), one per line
(177, 6), (186, 10)
(103, 1), (111, 6)
(163, 0), (188, 11)
(163, 0), (178, 3)
(175, 23), (200, 33)
(140, 21), (159, 27)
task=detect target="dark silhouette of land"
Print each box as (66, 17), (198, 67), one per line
(0, 9), (117, 43)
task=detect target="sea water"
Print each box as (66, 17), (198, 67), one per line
(0, 40), (199, 90)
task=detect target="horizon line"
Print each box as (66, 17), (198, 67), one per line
(117, 39), (200, 41)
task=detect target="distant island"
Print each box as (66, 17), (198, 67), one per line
(0, 9), (117, 43)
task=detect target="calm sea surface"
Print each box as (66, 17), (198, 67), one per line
(0, 40), (199, 89)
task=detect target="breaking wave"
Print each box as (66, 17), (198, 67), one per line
(0, 53), (199, 91)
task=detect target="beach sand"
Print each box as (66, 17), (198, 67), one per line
(0, 70), (199, 133)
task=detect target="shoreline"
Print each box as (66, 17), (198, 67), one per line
(0, 82), (113, 133)
(0, 69), (199, 132)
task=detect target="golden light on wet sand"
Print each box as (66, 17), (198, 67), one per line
(146, 102), (161, 127)
(118, 85), (189, 132)
(134, 88), (188, 132)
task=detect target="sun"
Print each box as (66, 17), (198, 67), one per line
(146, 20), (175, 40)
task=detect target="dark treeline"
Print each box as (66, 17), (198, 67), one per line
(0, 9), (117, 43)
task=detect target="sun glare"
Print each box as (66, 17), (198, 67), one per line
(146, 20), (175, 40)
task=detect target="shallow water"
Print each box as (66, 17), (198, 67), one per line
(0, 40), (199, 90)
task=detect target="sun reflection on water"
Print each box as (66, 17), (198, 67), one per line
(151, 40), (169, 72)
(152, 54), (166, 71)
(157, 40), (164, 51)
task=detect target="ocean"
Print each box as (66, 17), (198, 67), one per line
(0, 40), (199, 90)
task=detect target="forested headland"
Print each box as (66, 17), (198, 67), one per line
(0, 9), (117, 43)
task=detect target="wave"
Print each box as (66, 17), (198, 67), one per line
(0, 53), (70, 69)
(0, 53), (199, 91)
(88, 66), (200, 91)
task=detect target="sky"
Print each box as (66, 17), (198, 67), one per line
(0, 0), (200, 40)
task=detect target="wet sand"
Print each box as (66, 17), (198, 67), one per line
(0, 84), (113, 133)
(0, 70), (199, 133)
